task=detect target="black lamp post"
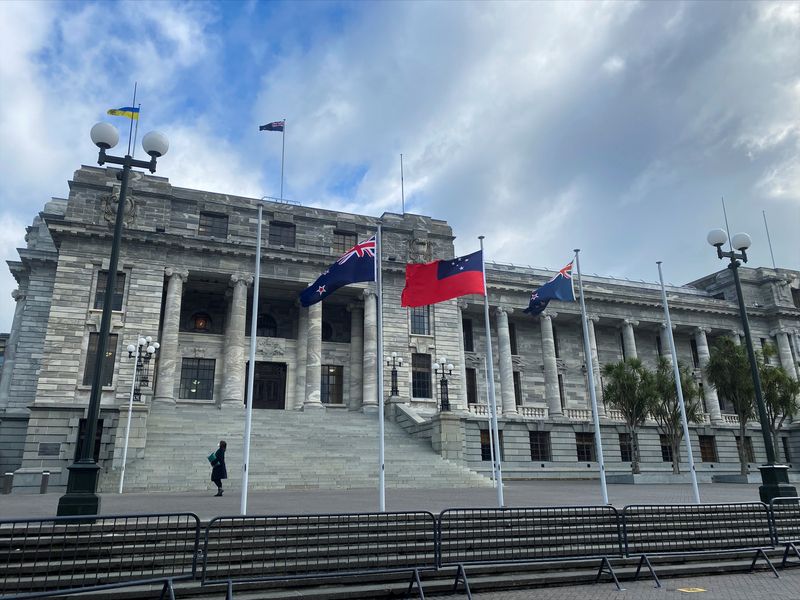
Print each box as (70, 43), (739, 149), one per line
(386, 352), (403, 396)
(57, 123), (169, 516)
(433, 356), (454, 412)
(706, 228), (797, 503)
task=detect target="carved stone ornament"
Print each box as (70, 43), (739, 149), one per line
(408, 237), (432, 264)
(257, 338), (285, 357)
(465, 354), (482, 368)
(102, 184), (137, 227)
(190, 347), (207, 358)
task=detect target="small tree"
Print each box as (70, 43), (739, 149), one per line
(651, 357), (703, 474)
(760, 344), (800, 461)
(602, 358), (655, 474)
(705, 337), (754, 476)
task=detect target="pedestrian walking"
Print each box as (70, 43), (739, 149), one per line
(210, 440), (227, 496)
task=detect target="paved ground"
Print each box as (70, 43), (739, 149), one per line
(0, 479), (767, 520)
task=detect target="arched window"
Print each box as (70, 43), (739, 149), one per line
(190, 312), (212, 333)
(257, 314), (277, 337)
(321, 321), (334, 342)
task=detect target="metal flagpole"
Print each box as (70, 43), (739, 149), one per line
(479, 236), (504, 506)
(400, 154), (405, 215)
(657, 261), (701, 504)
(118, 333), (140, 494)
(574, 249), (609, 505)
(484, 354), (496, 487)
(762, 211), (776, 269)
(241, 202), (263, 515)
(131, 103), (141, 159)
(376, 224), (386, 511)
(280, 119), (286, 200)
(126, 82), (137, 157)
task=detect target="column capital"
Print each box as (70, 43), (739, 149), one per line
(362, 288), (377, 300)
(540, 310), (558, 320)
(587, 314), (599, 324)
(164, 267), (189, 281)
(731, 329), (744, 337)
(11, 288), (26, 302)
(495, 306), (514, 317)
(694, 326), (712, 336)
(660, 321), (676, 331)
(230, 272), (254, 288)
(622, 318), (638, 327)
(457, 300), (469, 311)
(770, 327), (791, 337)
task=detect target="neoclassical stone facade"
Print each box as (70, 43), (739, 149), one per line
(1, 165), (799, 491)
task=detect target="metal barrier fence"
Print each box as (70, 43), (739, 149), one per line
(0, 512), (200, 600)
(769, 497), (800, 568)
(202, 511), (437, 599)
(438, 506), (623, 597)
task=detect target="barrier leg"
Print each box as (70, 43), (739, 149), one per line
(158, 579), (176, 600)
(595, 557), (623, 591)
(451, 564), (472, 599)
(781, 543), (800, 569)
(750, 549), (779, 578)
(633, 555), (660, 588)
(226, 580), (234, 600)
(404, 568), (426, 599)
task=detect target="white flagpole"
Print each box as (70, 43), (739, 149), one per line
(484, 354), (497, 487)
(241, 202), (263, 515)
(376, 225), (386, 511)
(574, 249), (609, 505)
(657, 261), (701, 504)
(479, 236), (504, 506)
(118, 333), (141, 494)
(280, 119), (286, 200)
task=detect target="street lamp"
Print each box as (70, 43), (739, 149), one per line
(433, 356), (454, 412)
(57, 123), (168, 516)
(707, 228), (797, 503)
(118, 336), (158, 493)
(386, 352), (403, 396)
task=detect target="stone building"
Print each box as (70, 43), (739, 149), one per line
(1, 165), (799, 492)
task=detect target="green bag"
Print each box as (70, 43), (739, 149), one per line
(207, 451), (217, 464)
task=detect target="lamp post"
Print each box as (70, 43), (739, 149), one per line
(386, 352), (403, 396)
(706, 228), (797, 503)
(57, 123), (169, 516)
(118, 336), (158, 494)
(433, 356), (454, 412)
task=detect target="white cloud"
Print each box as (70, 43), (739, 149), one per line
(602, 55), (626, 74)
(0, 213), (26, 330)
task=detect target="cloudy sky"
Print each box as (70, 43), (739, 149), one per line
(1, 0), (798, 330)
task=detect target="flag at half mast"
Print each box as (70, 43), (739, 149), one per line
(299, 236), (376, 307)
(523, 261), (576, 315)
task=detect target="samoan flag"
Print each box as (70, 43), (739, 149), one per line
(299, 236), (376, 307)
(523, 261), (576, 315)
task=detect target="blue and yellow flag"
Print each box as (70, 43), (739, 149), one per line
(107, 106), (140, 120)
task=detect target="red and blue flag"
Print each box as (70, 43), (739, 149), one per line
(300, 236), (375, 307)
(259, 120), (285, 132)
(401, 250), (485, 307)
(523, 261), (575, 315)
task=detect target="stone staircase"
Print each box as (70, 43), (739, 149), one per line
(100, 403), (491, 492)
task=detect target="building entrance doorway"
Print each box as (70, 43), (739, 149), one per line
(246, 362), (286, 409)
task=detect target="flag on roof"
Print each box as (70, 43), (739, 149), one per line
(523, 261), (575, 316)
(401, 250), (485, 307)
(300, 236), (376, 307)
(259, 120), (285, 132)
(107, 106), (140, 120)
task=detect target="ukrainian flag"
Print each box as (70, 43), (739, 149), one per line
(107, 106), (140, 120)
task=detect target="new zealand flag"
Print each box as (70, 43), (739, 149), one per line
(299, 236), (376, 307)
(523, 261), (576, 315)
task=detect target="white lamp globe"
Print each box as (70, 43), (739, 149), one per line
(126, 344), (136, 353)
(138, 337), (147, 346)
(90, 122), (119, 149)
(731, 232), (752, 251)
(447, 364), (454, 371)
(153, 342), (160, 349)
(142, 131), (169, 157)
(147, 345), (156, 354)
(145, 336), (153, 343)
(706, 229), (728, 247)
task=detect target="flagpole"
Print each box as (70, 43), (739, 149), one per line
(484, 354), (496, 487)
(241, 202), (262, 515)
(118, 332), (140, 494)
(126, 82), (137, 156)
(479, 236), (504, 507)
(762, 211), (776, 269)
(280, 119), (286, 200)
(131, 103), (141, 159)
(657, 261), (701, 504)
(400, 154), (405, 215)
(574, 249), (609, 505)
(376, 224), (386, 511)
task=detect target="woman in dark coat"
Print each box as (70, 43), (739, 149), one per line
(211, 440), (227, 496)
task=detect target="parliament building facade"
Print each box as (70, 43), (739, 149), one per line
(1, 165), (800, 492)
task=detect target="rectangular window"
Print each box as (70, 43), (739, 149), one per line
(552, 325), (561, 358)
(83, 333), (118, 386)
(509, 322), (518, 355)
(735, 435), (756, 463)
(480, 430), (503, 461)
(513, 371), (522, 406)
(699, 435), (718, 462)
(198, 212), (228, 238)
(333, 231), (357, 255)
(619, 433), (633, 462)
(411, 353), (432, 398)
(321, 365), (344, 404)
(465, 368), (478, 404)
(462, 319), (474, 352)
(690, 339), (700, 369)
(529, 431), (551, 461)
(782, 437), (792, 464)
(268, 221), (296, 247)
(94, 271), (126, 311)
(410, 305), (431, 335)
(179, 358), (216, 400)
(656, 335), (663, 357)
(576, 432), (595, 462)
(74, 418), (103, 462)
(557, 373), (566, 409)
(660, 434), (673, 462)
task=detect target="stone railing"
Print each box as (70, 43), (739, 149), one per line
(564, 408), (592, 421)
(467, 404), (490, 416)
(606, 409), (624, 422)
(722, 413), (740, 426)
(519, 406), (548, 419)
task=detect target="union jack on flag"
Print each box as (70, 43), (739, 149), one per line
(299, 234), (377, 307)
(337, 236), (376, 265)
(523, 259), (576, 316)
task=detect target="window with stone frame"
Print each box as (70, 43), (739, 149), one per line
(552, 324), (561, 358)
(257, 314), (278, 337)
(190, 312), (212, 333)
(83, 333), (118, 386)
(198, 211), (228, 238)
(659, 434), (673, 462)
(268, 221), (296, 247)
(735, 435), (756, 463)
(321, 365), (344, 404)
(94, 271), (126, 311)
(529, 431), (551, 461)
(462, 318), (474, 352)
(619, 433), (633, 462)
(75, 418), (103, 462)
(699, 435), (718, 462)
(690, 339), (700, 368)
(480, 430), (504, 461)
(509, 322), (518, 354)
(332, 231), (357, 255)
(513, 371), (522, 406)
(465, 367), (478, 404)
(411, 353), (432, 398)
(179, 358), (216, 400)
(793, 287), (800, 309)
(575, 432), (595, 462)
(410, 305), (431, 335)
(656, 335), (663, 357)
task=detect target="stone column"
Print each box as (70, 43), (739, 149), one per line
(0, 289), (26, 406)
(221, 273), (252, 407)
(495, 307), (516, 415)
(292, 303), (308, 411)
(729, 330), (742, 346)
(659, 322), (673, 366)
(456, 301), (469, 410)
(304, 301), (323, 410)
(540, 311), (561, 416)
(348, 303), (364, 409)
(361, 289), (378, 413)
(587, 315), (604, 414)
(695, 327), (722, 424)
(622, 319), (638, 360)
(773, 329), (798, 380)
(154, 268), (188, 403)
